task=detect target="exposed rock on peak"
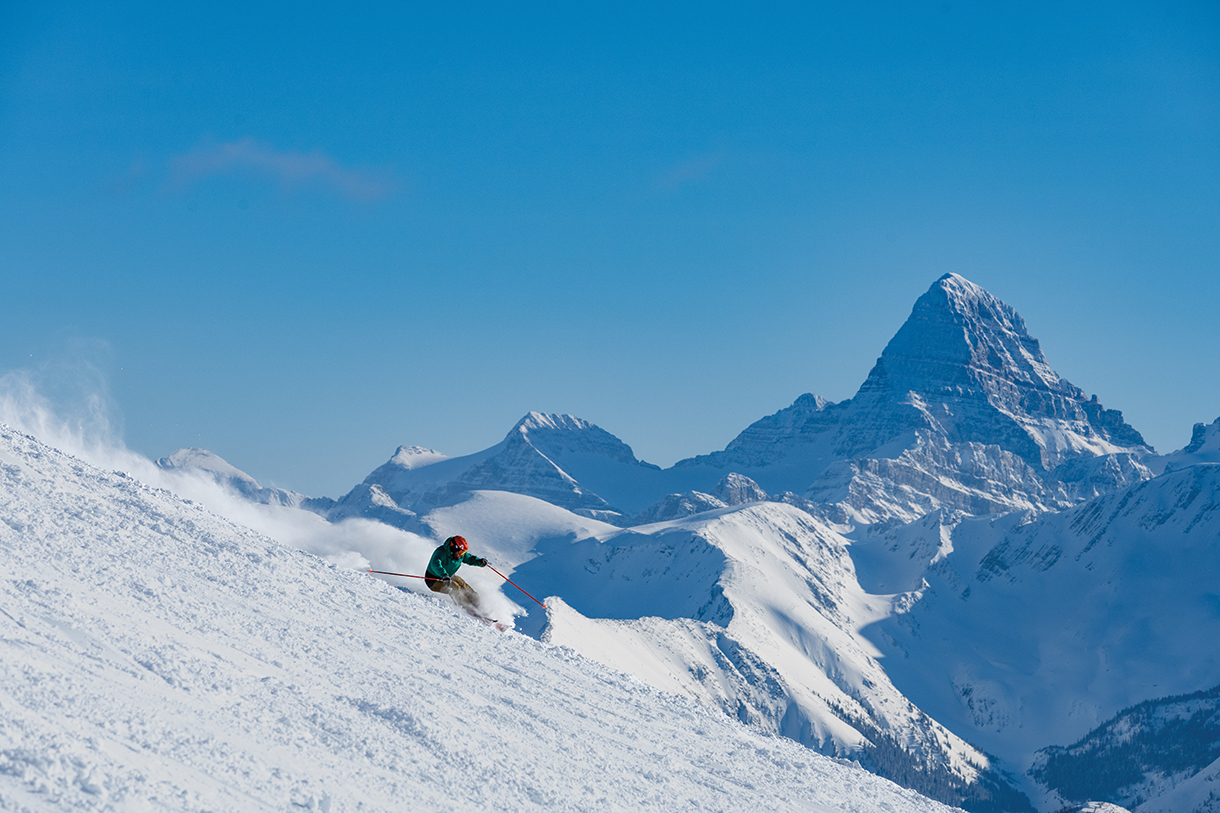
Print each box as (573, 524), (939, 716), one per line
(630, 491), (727, 525)
(674, 274), (1153, 523)
(325, 482), (420, 532)
(508, 412), (651, 467)
(675, 393), (836, 474)
(1185, 416), (1220, 455)
(357, 413), (665, 523)
(713, 473), (768, 505)
(1154, 415), (1220, 474)
(848, 274), (1149, 469)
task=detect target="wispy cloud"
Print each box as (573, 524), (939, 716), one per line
(167, 138), (394, 201)
(654, 151), (727, 193)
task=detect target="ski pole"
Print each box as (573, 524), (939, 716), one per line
(487, 565), (548, 609)
(368, 570), (439, 580)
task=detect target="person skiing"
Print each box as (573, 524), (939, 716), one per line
(424, 535), (489, 613)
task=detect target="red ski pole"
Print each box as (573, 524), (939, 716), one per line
(488, 565), (548, 609)
(368, 569), (432, 580)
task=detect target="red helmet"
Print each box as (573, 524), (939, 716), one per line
(447, 535), (468, 556)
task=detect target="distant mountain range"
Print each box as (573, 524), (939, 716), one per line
(152, 273), (1220, 813)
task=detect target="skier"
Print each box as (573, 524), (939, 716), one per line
(424, 535), (489, 614)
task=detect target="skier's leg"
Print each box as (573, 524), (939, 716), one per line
(451, 576), (481, 611)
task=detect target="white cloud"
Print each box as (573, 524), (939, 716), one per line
(168, 137), (394, 201)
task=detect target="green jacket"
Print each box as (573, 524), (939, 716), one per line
(425, 545), (486, 581)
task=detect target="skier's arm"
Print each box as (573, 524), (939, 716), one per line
(461, 553), (488, 567)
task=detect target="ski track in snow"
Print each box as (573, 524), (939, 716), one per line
(0, 425), (958, 813)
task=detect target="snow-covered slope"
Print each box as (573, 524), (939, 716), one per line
(0, 423), (960, 813)
(861, 462), (1220, 805)
(496, 501), (1031, 811)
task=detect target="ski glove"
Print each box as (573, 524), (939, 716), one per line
(472, 557), (488, 567)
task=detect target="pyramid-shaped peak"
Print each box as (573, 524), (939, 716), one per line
(934, 272), (989, 300)
(507, 412), (643, 465)
(861, 274), (1060, 397)
(924, 274), (1031, 334)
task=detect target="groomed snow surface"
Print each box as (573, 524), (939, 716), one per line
(0, 425), (959, 813)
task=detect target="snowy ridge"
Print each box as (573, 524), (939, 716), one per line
(356, 412), (668, 523)
(517, 503), (1030, 810)
(329, 277), (1153, 529)
(0, 423), (960, 813)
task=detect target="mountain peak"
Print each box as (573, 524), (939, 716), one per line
(934, 271), (989, 301)
(388, 445), (449, 470)
(511, 412), (595, 435)
(157, 447), (260, 488)
(505, 412), (643, 467)
(1184, 416), (1220, 455)
(861, 274), (1060, 398)
(155, 447), (301, 506)
(823, 274), (1151, 484)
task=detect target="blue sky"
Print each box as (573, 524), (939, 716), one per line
(2, 1), (1218, 496)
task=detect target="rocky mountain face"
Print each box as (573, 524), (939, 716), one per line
(678, 274), (1153, 522)
(356, 412), (664, 524)
(1153, 415), (1220, 474)
(330, 275), (1153, 529)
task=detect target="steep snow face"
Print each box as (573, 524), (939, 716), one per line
(0, 424), (961, 813)
(516, 503), (1028, 811)
(324, 482), (421, 532)
(863, 464), (1220, 794)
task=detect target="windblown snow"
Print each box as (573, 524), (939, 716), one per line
(0, 424), (958, 813)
